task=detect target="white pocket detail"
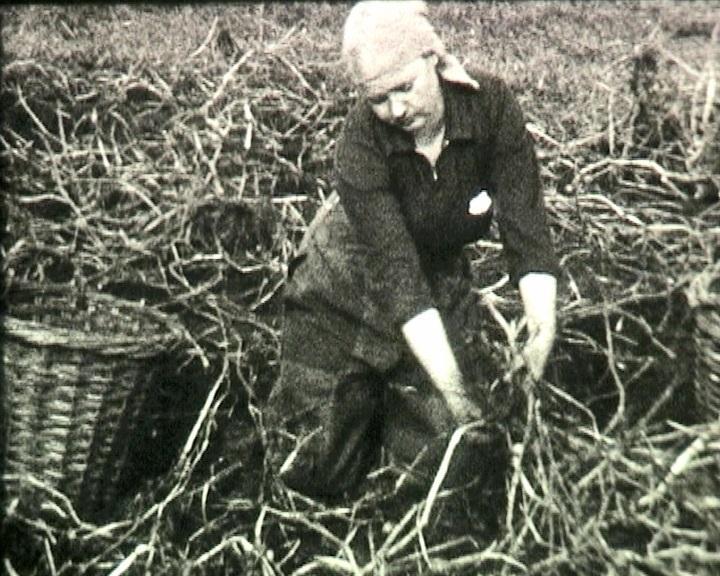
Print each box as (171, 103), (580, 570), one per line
(468, 190), (492, 215)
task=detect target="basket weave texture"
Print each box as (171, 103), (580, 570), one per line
(1, 286), (183, 520)
(687, 263), (720, 422)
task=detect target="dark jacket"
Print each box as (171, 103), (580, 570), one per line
(334, 68), (559, 327)
(284, 68), (559, 372)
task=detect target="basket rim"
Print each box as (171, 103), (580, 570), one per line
(2, 284), (184, 356)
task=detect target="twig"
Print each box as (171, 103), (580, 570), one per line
(656, 45), (702, 78)
(472, 273), (510, 296)
(638, 432), (710, 508)
(188, 16), (219, 59)
(506, 375), (536, 536)
(576, 193), (646, 227)
(266, 507), (361, 574)
(2, 558), (21, 576)
(526, 122), (561, 147)
(601, 305), (626, 434)
(202, 50), (256, 113)
(43, 538), (57, 576)
(107, 545), (151, 576)
(419, 420), (486, 528)
(577, 157), (698, 198)
(413, 548), (527, 574)
(6, 474), (92, 530)
(368, 502), (420, 571)
(274, 53), (321, 101)
(15, 84), (54, 139)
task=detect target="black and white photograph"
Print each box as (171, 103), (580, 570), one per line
(1, 2), (719, 574)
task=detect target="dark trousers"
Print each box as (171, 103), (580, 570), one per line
(264, 288), (511, 503)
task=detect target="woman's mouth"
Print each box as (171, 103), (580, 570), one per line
(398, 116), (419, 130)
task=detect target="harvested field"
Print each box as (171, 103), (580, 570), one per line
(1, 2), (720, 575)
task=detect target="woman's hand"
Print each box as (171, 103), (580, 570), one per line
(518, 273), (558, 381)
(443, 387), (484, 424)
(522, 323), (556, 381)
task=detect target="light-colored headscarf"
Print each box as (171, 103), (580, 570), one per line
(341, 1), (478, 91)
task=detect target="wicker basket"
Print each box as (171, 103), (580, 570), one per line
(1, 285), (183, 520)
(686, 263), (720, 422)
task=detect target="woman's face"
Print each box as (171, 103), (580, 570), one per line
(364, 54), (443, 136)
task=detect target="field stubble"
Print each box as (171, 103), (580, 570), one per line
(1, 3), (720, 575)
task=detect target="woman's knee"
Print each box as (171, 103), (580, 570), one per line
(264, 362), (384, 498)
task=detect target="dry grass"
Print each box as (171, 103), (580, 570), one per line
(1, 2), (720, 575)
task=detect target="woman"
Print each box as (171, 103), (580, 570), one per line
(265, 1), (559, 502)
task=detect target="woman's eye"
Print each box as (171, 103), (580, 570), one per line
(399, 81), (413, 92)
(368, 95), (387, 105)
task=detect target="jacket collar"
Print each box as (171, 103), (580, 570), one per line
(375, 75), (479, 156)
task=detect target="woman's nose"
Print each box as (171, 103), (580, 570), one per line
(389, 96), (407, 121)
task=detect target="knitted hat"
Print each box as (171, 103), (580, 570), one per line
(341, 1), (478, 90)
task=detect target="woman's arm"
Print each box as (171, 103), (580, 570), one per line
(402, 308), (481, 423)
(518, 272), (557, 380)
(488, 78), (559, 287)
(402, 308), (462, 390)
(486, 79), (559, 379)
(335, 103), (435, 325)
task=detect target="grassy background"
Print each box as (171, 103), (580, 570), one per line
(2, 2), (720, 575)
